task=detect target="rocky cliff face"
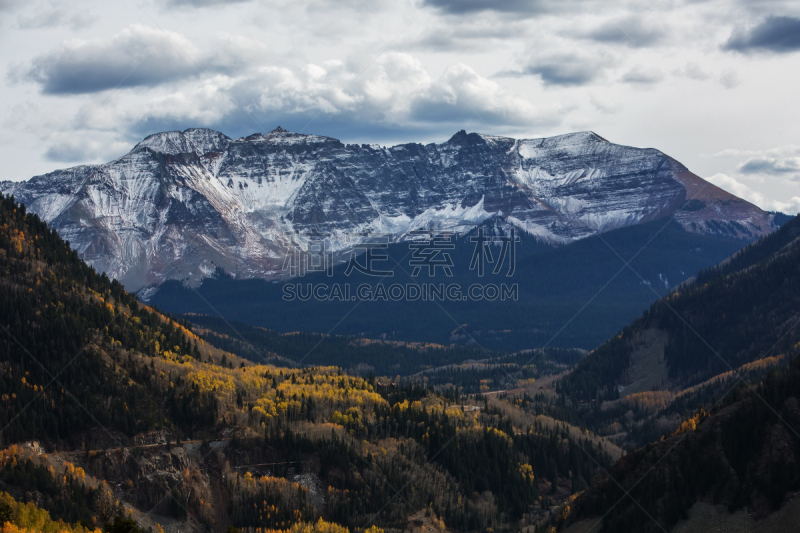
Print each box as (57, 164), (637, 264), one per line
(1, 127), (775, 291)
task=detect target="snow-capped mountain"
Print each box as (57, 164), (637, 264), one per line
(1, 127), (776, 291)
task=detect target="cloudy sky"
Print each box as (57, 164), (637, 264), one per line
(1, 0), (800, 213)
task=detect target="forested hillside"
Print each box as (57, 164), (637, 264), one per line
(560, 351), (800, 533)
(559, 214), (800, 402)
(0, 194), (211, 445)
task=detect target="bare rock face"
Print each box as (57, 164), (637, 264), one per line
(1, 127), (776, 291)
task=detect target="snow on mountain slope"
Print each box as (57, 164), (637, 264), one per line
(1, 127), (776, 291)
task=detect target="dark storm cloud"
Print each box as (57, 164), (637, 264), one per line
(498, 52), (612, 87)
(724, 16), (800, 53)
(620, 66), (664, 85)
(583, 17), (668, 47)
(739, 156), (800, 175)
(423, 0), (577, 16)
(17, 25), (258, 94)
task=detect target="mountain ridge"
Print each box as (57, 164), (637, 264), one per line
(2, 127), (776, 291)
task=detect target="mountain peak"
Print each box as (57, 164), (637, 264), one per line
(539, 131), (605, 144)
(446, 129), (484, 145)
(237, 127), (338, 146)
(133, 128), (231, 156)
(263, 126), (305, 139)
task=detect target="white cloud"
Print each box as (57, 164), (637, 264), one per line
(412, 63), (551, 125)
(707, 173), (764, 203)
(138, 81), (238, 126)
(128, 52), (555, 136)
(705, 145), (800, 214)
(708, 172), (800, 213)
